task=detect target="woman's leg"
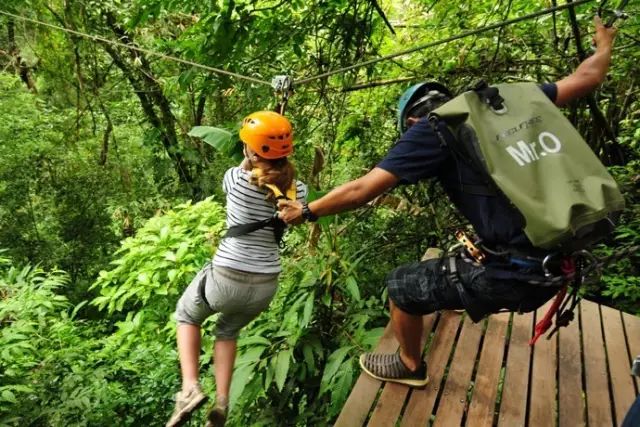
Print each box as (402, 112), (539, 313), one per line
(213, 338), (237, 400)
(177, 323), (202, 391)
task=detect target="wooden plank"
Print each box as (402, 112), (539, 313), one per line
(401, 311), (463, 427)
(497, 311), (534, 427)
(367, 314), (438, 427)
(581, 300), (613, 427)
(558, 302), (585, 427)
(601, 305), (637, 424)
(466, 312), (510, 427)
(432, 315), (484, 427)
(334, 322), (400, 427)
(623, 312), (640, 390)
(528, 299), (558, 427)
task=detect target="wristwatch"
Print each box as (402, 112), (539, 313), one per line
(301, 202), (319, 222)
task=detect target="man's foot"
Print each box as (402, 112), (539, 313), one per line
(359, 352), (429, 387)
(205, 396), (229, 427)
(165, 383), (208, 427)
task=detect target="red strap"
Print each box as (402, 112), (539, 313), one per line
(528, 257), (575, 346)
(529, 286), (567, 345)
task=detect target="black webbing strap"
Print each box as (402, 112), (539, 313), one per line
(428, 117), (497, 197)
(198, 274), (210, 308)
(444, 256), (487, 321)
(224, 213), (287, 248)
(470, 80), (505, 111)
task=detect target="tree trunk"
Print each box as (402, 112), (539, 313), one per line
(102, 13), (195, 187)
(7, 18), (37, 93)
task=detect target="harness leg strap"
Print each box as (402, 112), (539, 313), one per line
(445, 256), (486, 322)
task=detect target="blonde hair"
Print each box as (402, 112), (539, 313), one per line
(250, 156), (296, 203)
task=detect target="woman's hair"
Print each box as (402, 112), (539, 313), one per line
(250, 156), (296, 203)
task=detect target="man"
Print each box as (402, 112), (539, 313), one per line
(278, 17), (617, 386)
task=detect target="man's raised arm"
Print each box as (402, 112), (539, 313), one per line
(554, 16), (617, 106)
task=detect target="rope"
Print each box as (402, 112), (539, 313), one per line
(0, 9), (272, 87)
(295, 0), (596, 85)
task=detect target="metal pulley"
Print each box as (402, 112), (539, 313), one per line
(271, 75), (294, 115)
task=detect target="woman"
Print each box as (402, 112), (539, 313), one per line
(166, 111), (307, 427)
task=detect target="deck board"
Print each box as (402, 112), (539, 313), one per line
(497, 311), (534, 427)
(337, 300), (638, 427)
(466, 312), (509, 427)
(432, 316), (484, 427)
(581, 301), (614, 427)
(400, 311), (462, 427)
(558, 303), (585, 427)
(367, 314), (437, 427)
(333, 322), (399, 427)
(601, 305), (636, 424)
(623, 312), (640, 391)
(528, 300), (559, 426)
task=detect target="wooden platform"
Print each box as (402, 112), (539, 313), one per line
(335, 300), (640, 427)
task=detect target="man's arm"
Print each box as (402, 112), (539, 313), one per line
(554, 16), (617, 107)
(278, 167), (399, 224)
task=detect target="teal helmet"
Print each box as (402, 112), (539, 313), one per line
(397, 82), (452, 133)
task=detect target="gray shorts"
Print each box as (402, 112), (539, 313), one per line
(175, 264), (279, 339)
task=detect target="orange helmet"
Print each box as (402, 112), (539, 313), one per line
(239, 111), (293, 159)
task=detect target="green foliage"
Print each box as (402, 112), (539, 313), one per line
(92, 198), (226, 313)
(189, 126), (243, 162)
(595, 160), (640, 314)
(0, 262), (70, 420)
(0, 74), (175, 296)
(1, 0), (640, 425)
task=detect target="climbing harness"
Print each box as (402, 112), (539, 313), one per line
(224, 168), (297, 248)
(447, 229), (638, 345)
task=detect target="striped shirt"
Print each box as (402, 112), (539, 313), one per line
(212, 167), (307, 274)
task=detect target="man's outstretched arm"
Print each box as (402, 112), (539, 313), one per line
(278, 167), (399, 224)
(554, 16), (617, 107)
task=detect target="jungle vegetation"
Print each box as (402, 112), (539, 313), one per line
(0, 0), (638, 425)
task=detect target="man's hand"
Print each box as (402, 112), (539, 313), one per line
(554, 16), (617, 106)
(593, 16), (617, 51)
(278, 199), (305, 225)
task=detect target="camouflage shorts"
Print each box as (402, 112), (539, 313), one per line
(386, 257), (557, 322)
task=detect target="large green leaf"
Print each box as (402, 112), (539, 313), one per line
(320, 346), (352, 395)
(344, 276), (361, 301)
(229, 363), (256, 409)
(189, 126), (243, 161)
(274, 349), (292, 392)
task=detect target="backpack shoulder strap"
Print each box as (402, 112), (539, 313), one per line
(427, 117), (497, 197)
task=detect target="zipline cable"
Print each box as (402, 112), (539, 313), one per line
(0, 9), (272, 87)
(0, 0), (605, 91)
(295, 0), (596, 85)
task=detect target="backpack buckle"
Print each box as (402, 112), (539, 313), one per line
(470, 80), (507, 114)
